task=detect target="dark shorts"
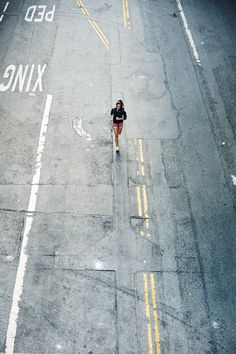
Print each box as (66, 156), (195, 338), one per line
(113, 123), (123, 128)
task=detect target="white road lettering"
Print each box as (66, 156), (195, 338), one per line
(25, 5), (37, 21)
(11, 64), (29, 92)
(45, 6), (55, 22)
(0, 65), (16, 92)
(26, 64), (35, 92)
(25, 5), (55, 22)
(34, 5), (46, 22)
(32, 64), (47, 92)
(0, 64), (47, 92)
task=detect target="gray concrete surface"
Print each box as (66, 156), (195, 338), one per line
(0, 0), (236, 353)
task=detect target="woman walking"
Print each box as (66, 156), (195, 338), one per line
(110, 100), (127, 152)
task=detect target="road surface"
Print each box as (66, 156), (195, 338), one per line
(0, 0), (236, 353)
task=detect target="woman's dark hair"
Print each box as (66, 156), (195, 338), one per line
(116, 99), (124, 110)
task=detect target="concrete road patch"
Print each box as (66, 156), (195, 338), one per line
(14, 262), (117, 354)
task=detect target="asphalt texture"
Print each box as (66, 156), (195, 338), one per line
(0, 1), (236, 353)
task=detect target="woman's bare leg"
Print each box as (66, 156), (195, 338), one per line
(118, 125), (123, 135)
(113, 126), (119, 147)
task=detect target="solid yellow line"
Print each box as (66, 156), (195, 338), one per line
(139, 139), (145, 176)
(88, 20), (109, 49)
(125, 0), (131, 29)
(136, 186), (143, 218)
(92, 20), (109, 46)
(76, 0), (109, 49)
(143, 273), (153, 354)
(150, 273), (161, 354)
(135, 139), (141, 176)
(122, 0), (127, 28)
(125, 0), (130, 21)
(142, 185), (149, 230)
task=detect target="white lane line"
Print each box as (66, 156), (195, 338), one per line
(231, 175), (236, 185)
(176, 0), (201, 66)
(3, 1), (9, 12)
(5, 94), (53, 354)
(0, 2), (9, 22)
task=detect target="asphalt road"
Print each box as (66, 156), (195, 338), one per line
(0, 1), (236, 353)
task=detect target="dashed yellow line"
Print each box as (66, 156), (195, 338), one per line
(143, 273), (153, 354)
(76, 0), (109, 49)
(122, 0), (131, 29)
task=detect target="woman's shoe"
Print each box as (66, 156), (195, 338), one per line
(116, 146), (119, 152)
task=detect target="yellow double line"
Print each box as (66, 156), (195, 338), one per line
(122, 0), (131, 29)
(77, 0), (90, 16)
(136, 185), (150, 237)
(88, 19), (109, 49)
(76, 0), (109, 49)
(135, 138), (145, 176)
(143, 273), (161, 354)
(135, 138), (150, 237)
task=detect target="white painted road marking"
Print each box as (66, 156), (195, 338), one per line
(72, 117), (93, 141)
(0, 1), (9, 22)
(0, 64), (47, 92)
(3, 1), (9, 12)
(32, 64), (47, 92)
(5, 94), (53, 354)
(231, 175), (236, 185)
(176, 0), (201, 66)
(25, 5), (55, 22)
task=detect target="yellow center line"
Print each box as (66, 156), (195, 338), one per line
(122, 0), (131, 29)
(143, 273), (153, 354)
(125, 0), (131, 28)
(122, 0), (127, 28)
(142, 185), (150, 232)
(150, 274), (161, 354)
(76, 0), (90, 16)
(139, 139), (145, 176)
(90, 20), (109, 46)
(88, 19), (109, 49)
(76, 0), (109, 49)
(135, 139), (140, 176)
(136, 185), (143, 218)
